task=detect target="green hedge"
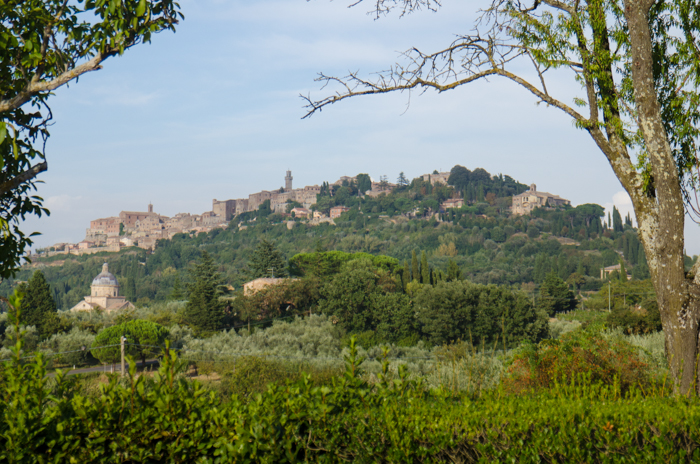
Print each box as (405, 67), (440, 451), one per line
(1, 338), (699, 463)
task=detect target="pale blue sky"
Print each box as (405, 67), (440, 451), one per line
(20, 0), (700, 255)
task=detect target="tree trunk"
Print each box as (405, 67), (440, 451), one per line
(623, 0), (700, 394)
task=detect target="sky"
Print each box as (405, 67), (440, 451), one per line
(18, 0), (700, 255)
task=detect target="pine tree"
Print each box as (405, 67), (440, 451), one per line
(411, 250), (419, 282)
(537, 271), (577, 317)
(13, 270), (56, 338)
(184, 251), (225, 335)
(248, 239), (287, 279)
(420, 251), (430, 285)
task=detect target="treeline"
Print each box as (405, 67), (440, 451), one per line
(230, 249), (549, 348)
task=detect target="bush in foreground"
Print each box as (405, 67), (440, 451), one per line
(2, 333), (700, 463)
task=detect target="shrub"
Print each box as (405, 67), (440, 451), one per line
(502, 329), (654, 395)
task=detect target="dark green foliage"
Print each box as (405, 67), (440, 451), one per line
(414, 280), (548, 347)
(608, 303), (662, 334)
(356, 173), (371, 193)
(248, 239), (287, 278)
(289, 250), (397, 277)
(411, 250), (419, 282)
(446, 260), (462, 281)
(402, 260), (411, 289)
(537, 272), (577, 316)
(613, 206), (623, 233)
(619, 260), (628, 282)
(420, 250), (430, 284)
(12, 270), (56, 338)
(317, 259), (398, 334)
(169, 276), (185, 300)
(633, 252), (651, 280)
(183, 251), (225, 335)
(91, 319), (169, 364)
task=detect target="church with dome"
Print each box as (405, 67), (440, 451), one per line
(70, 263), (135, 312)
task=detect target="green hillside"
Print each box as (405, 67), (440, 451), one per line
(1, 166), (661, 311)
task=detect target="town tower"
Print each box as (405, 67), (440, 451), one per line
(285, 170), (293, 191)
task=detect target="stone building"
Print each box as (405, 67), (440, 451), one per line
(330, 206), (350, 218)
(119, 203), (163, 230)
(440, 198), (464, 211)
(70, 263), (135, 312)
(89, 217), (121, 236)
(421, 172), (451, 185)
(511, 184), (570, 216)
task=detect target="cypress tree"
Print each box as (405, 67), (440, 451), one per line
(619, 260), (628, 282)
(613, 206), (623, 233)
(184, 251), (225, 335)
(402, 260), (411, 290)
(411, 250), (419, 282)
(13, 270), (56, 337)
(421, 251), (430, 285)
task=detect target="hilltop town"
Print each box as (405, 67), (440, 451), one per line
(39, 169), (569, 257)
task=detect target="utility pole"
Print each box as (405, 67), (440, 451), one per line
(120, 335), (126, 377)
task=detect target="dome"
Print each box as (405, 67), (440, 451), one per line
(92, 263), (118, 287)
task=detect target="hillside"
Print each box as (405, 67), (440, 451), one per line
(1, 165), (660, 310)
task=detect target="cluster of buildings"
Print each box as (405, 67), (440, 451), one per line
(42, 171), (570, 257)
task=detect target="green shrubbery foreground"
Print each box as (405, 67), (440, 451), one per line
(1, 331), (700, 463)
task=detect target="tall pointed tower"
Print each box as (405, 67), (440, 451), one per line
(285, 170), (293, 191)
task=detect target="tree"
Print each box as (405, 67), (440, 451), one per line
(184, 251), (225, 335)
(402, 260), (411, 290)
(612, 206), (623, 233)
(11, 270), (56, 338)
(92, 319), (169, 365)
(537, 272), (577, 317)
(420, 251), (430, 285)
(248, 239), (287, 279)
(356, 173), (372, 194)
(411, 249), (419, 282)
(396, 172), (409, 187)
(169, 276), (185, 300)
(0, 0), (182, 278)
(303, 0), (700, 394)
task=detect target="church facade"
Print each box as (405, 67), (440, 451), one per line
(70, 263), (135, 312)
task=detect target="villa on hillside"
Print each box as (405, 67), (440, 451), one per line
(511, 184), (570, 216)
(330, 206), (350, 219)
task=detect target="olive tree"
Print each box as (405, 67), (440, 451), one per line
(304, 0), (700, 394)
(0, 0), (182, 278)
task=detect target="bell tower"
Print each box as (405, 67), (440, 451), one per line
(285, 170), (293, 191)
